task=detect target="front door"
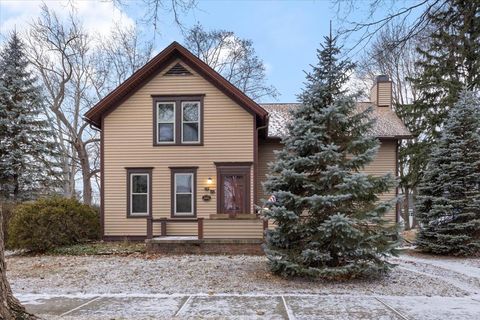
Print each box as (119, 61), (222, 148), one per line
(216, 165), (251, 215)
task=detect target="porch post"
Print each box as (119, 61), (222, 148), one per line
(160, 218), (167, 236)
(263, 219), (268, 239)
(198, 217), (204, 239)
(146, 217), (153, 239)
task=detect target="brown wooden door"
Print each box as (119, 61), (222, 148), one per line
(217, 165), (251, 215)
(221, 174), (246, 214)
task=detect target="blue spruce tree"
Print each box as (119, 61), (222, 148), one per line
(416, 91), (480, 256)
(0, 32), (60, 201)
(262, 33), (399, 279)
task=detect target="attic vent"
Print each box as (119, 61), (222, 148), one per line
(165, 63), (192, 76)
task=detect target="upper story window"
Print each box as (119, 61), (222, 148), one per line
(153, 95), (204, 146)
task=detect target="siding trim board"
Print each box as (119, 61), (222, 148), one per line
(152, 95), (205, 146)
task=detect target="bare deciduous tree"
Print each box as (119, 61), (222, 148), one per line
(25, 5), (152, 205)
(184, 24), (279, 101)
(111, 0), (197, 32)
(335, 0), (448, 54)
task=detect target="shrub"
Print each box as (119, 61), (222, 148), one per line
(7, 196), (100, 252)
(1, 202), (15, 246)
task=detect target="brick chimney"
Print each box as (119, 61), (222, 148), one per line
(370, 75), (392, 108)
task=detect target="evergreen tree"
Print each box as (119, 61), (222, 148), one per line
(416, 91), (480, 256)
(404, 1), (480, 201)
(262, 34), (398, 279)
(0, 32), (60, 201)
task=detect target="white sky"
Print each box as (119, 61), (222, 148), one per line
(0, 0), (134, 38)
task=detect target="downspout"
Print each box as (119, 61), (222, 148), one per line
(256, 114), (270, 135)
(254, 114), (270, 214)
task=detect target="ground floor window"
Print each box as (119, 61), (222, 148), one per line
(126, 168), (152, 217)
(170, 167), (197, 217)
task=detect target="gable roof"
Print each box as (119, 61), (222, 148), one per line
(261, 103), (412, 139)
(84, 41), (268, 128)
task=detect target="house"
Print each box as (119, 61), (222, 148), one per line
(84, 42), (410, 252)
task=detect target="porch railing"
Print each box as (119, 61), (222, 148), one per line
(146, 217), (204, 240)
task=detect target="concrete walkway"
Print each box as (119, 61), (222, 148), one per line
(19, 293), (480, 320)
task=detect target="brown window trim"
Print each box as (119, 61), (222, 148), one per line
(170, 167), (198, 218)
(152, 95), (205, 146)
(215, 163), (252, 215)
(126, 167), (153, 219)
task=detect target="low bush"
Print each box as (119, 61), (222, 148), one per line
(7, 196), (100, 252)
(1, 202), (15, 246)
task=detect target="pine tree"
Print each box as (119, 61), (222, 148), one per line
(0, 32), (60, 201)
(262, 33), (398, 279)
(416, 91), (480, 256)
(404, 1), (480, 203)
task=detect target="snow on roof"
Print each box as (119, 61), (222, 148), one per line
(260, 102), (412, 139)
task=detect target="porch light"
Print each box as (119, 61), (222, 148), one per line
(205, 177), (213, 191)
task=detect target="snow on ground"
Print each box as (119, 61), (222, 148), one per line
(6, 251), (479, 298)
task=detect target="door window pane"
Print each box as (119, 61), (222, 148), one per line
(223, 175), (244, 212)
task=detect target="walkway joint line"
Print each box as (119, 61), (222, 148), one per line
(59, 296), (101, 317)
(174, 295), (192, 317)
(374, 297), (410, 320)
(281, 295), (295, 320)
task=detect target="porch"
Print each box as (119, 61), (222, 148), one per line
(145, 216), (268, 254)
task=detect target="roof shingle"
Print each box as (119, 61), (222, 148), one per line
(260, 102), (411, 139)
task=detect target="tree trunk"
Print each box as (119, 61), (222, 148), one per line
(0, 209), (37, 320)
(77, 143), (92, 206)
(411, 187), (418, 228)
(403, 187), (411, 231)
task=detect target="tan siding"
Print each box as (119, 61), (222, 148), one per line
(363, 139), (397, 222)
(377, 82), (392, 107)
(257, 139), (398, 223)
(166, 222), (197, 236)
(103, 59), (254, 236)
(203, 220), (264, 239)
(257, 140), (282, 204)
(370, 85), (378, 105)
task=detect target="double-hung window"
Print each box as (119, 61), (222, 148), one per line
(127, 168), (152, 217)
(157, 102), (175, 143)
(181, 101), (200, 143)
(170, 167), (197, 217)
(154, 96), (203, 145)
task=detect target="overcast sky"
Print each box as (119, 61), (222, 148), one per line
(0, 0), (416, 102)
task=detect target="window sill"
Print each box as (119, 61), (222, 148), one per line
(209, 214), (258, 220)
(153, 143), (204, 146)
(127, 214), (150, 219)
